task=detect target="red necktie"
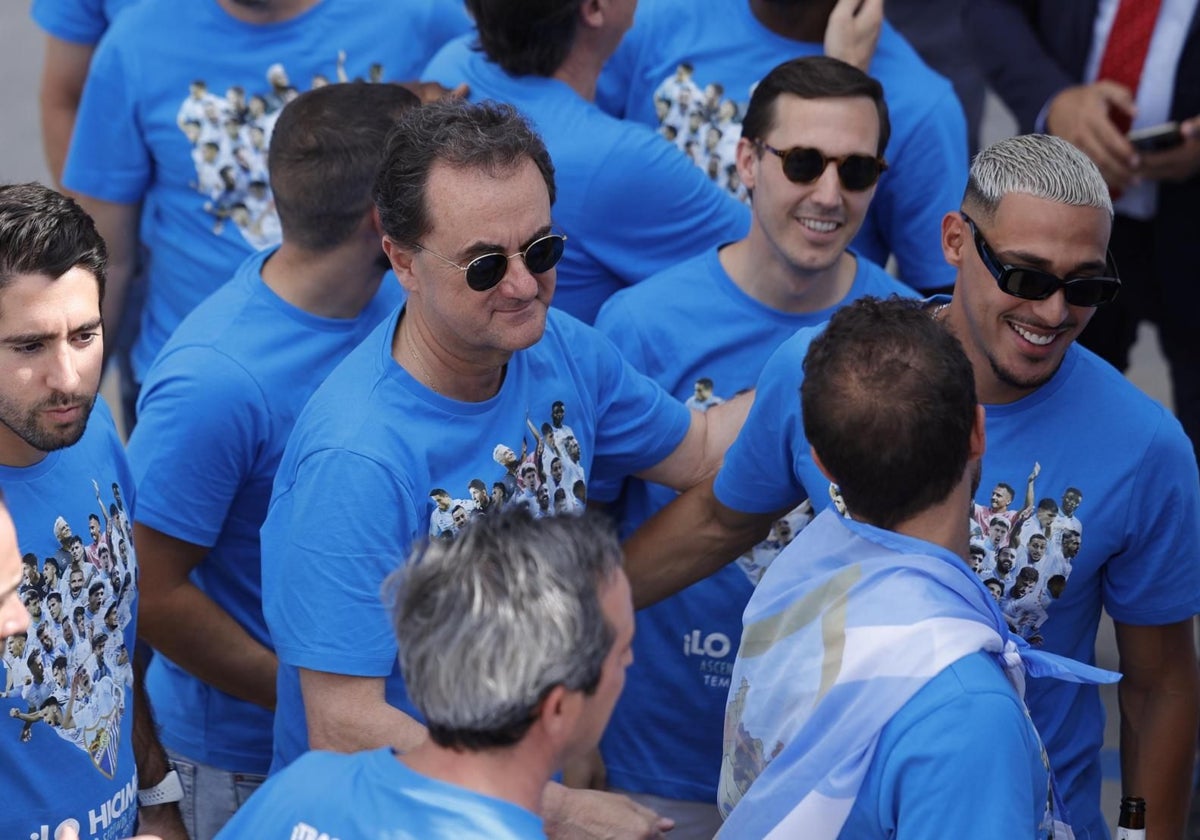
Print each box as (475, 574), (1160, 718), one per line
(1096, 0), (1164, 132)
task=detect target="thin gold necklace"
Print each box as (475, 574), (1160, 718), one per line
(404, 320), (438, 393)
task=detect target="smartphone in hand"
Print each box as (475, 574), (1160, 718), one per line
(1129, 122), (1184, 153)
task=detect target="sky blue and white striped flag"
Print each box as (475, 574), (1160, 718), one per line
(718, 509), (1118, 839)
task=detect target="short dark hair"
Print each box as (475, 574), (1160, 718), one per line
(467, 0), (579, 76)
(373, 100), (556, 247)
(0, 183), (107, 308)
(801, 297), (976, 530)
(741, 56), (891, 156)
(269, 82), (420, 251)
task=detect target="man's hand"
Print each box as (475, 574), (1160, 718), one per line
(400, 80), (469, 104)
(134, 804), (187, 840)
(1045, 81), (1138, 192)
(1135, 115), (1200, 183)
(544, 784), (674, 839)
(824, 0), (883, 72)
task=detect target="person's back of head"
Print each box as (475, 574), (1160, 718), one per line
(962, 134), (1111, 222)
(801, 296), (976, 529)
(387, 508), (626, 754)
(268, 82), (420, 252)
(467, 0), (581, 77)
(0, 183), (107, 300)
(373, 100), (556, 248)
(741, 55), (891, 157)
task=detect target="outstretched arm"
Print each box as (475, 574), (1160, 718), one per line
(624, 474), (783, 609)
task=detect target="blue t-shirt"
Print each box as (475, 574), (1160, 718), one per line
(422, 35), (750, 324)
(30, 0), (141, 44)
(216, 747), (545, 839)
(595, 0), (966, 292)
(126, 249), (402, 774)
(842, 652), (1052, 839)
(720, 512), (1053, 839)
(593, 248), (915, 801)
(62, 0), (471, 379)
(261, 307), (692, 770)
(0, 400), (141, 840)
(715, 329), (1200, 838)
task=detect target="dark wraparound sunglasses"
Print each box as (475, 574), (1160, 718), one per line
(757, 141), (887, 191)
(961, 213), (1120, 307)
(414, 233), (567, 292)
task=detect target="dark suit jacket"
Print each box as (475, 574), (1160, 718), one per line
(965, 0), (1200, 273)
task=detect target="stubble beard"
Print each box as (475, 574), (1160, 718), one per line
(0, 391), (97, 454)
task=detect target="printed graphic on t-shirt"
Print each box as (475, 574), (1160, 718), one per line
(176, 54), (387, 249)
(426, 401), (588, 538)
(970, 466), (1083, 647)
(651, 64), (751, 200)
(829, 463), (1084, 647)
(0, 481), (137, 778)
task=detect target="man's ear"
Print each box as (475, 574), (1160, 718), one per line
(735, 136), (759, 194)
(969, 404), (987, 462)
(535, 683), (578, 745)
(942, 210), (969, 269)
(579, 0), (604, 29)
(383, 234), (418, 294)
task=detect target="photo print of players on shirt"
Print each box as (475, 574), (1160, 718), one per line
(177, 53), (387, 249)
(653, 64), (750, 200)
(427, 401), (588, 539)
(829, 461), (1084, 646)
(689, 376), (813, 585)
(0, 480), (136, 778)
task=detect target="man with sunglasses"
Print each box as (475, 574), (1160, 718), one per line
(420, 0), (752, 325)
(124, 83), (418, 840)
(623, 133), (1200, 838)
(595, 0), (966, 297)
(590, 55), (915, 838)
(261, 99), (751, 839)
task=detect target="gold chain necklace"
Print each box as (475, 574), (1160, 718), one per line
(404, 320), (439, 393)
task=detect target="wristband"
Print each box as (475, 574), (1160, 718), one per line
(138, 768), (184, 807)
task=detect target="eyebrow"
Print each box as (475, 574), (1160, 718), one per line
(0, 317), (104, 346)
(456, 224), (554, 262)
(992, 247), (1109, 276)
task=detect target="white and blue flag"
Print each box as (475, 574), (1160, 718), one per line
(718, 510), (1118, 839)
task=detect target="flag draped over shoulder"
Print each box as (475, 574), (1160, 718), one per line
(717, 510), (1118, 840)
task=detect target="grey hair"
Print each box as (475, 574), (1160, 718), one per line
(385, 508), (622, 751)
(964, 134), (1113, 219)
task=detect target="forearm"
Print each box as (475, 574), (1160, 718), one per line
(1116, 619), (1200, 839)
(1119, 669), (1199, 837)
(133, 649), (184, 828)
(624, 475), (777, 609)
(300, 669), (427, 755)
(139, 581), (277, 709)
(639, 390), (754, 493)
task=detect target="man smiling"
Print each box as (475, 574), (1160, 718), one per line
(261, 100), (749, 838)
(624, 134), (1200, 837)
